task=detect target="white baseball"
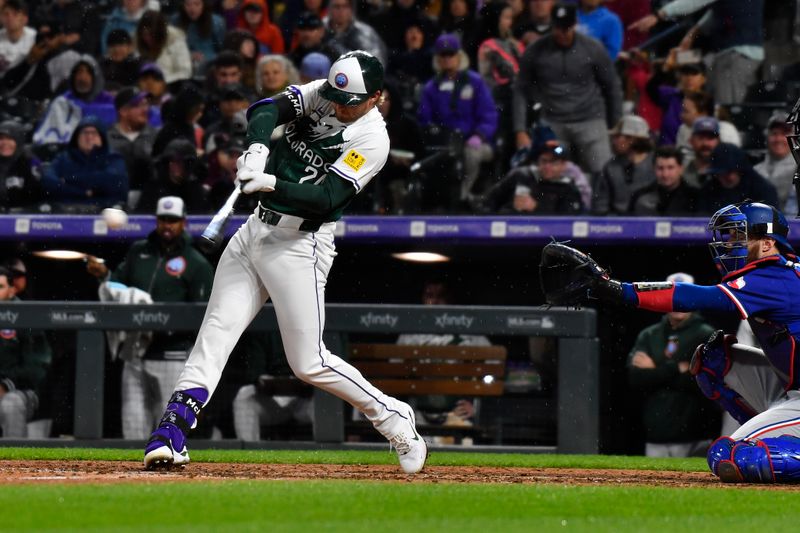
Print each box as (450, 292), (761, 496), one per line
(102, 208), (129, 229)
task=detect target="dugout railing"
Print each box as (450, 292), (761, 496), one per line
(0, 302), (599, 453)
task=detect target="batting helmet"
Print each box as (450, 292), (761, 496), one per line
(319, 50), (383, 106)
(708, 201), (794, 275)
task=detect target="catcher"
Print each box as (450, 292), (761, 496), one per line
(540, 201), (800, 483)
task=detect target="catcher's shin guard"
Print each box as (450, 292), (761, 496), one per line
(144, 388), (208, 469)
(760, 436), (800, 482)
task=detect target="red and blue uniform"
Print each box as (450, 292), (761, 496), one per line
(622, 254), (800, 392)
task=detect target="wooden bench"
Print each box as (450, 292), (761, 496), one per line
(348, 343), (507, 396)
(251, 343), (508, 443)
(346, 343), (508, 443)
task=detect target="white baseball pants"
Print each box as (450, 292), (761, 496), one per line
(174, 214), (408, 439)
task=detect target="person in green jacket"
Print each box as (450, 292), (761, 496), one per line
(627, 272), (719, 457)
(87, 196), (214, 439)
(0, 267), (52, 437)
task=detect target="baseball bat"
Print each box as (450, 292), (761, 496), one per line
(199, 186), (241, 252)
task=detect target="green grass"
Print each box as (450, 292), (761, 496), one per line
(0, 447), (793, 532)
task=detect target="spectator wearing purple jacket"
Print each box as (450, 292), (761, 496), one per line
(418, 33), (498, 203)
(32, 56), (116, 146)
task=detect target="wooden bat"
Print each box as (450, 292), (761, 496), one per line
(199, 187), (241, 252)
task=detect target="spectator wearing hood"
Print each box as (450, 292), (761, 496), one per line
(418, 33), (498, 204)
(32, 56), (116, 145)
(697, 143), (779, 214)
(100, 0), (148, 54)
(137, 138), (210, 214)
(323, 0), (388, 66)
(237, 0), (284, 54)
(135, 10), (192, 85)
(0, 120), (43, 212)
(41, 118), (129, 211)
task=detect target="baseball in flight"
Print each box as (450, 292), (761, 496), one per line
(101, 208), (129, 229)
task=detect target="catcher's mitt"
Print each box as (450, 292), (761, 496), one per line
(539, 242), (622, 305)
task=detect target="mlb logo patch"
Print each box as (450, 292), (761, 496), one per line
(334, 72), (348, 88)
(727, 277), (746, 289)
(343, 150), (366, 171)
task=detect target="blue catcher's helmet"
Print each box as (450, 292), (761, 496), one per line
(708, 201), (795, 275)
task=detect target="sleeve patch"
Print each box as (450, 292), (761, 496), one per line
(343, 149), (366, 171)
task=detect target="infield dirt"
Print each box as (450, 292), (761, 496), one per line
(1, 460), (799, 489)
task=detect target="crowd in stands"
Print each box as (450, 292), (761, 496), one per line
(0, 0), (797, 217)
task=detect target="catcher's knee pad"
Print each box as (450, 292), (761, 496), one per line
(713, 437), (800, 484)
(707, 436), (735, 476)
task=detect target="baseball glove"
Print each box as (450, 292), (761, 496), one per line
(539, 242), (623, 305)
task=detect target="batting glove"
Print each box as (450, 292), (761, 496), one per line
(238, 170), (276, 194)
(237, 142), (269, 173)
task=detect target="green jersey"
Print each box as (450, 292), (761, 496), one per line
(249, 80), (389, 222)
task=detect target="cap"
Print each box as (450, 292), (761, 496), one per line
(551, 3), (577, 29)
(692, 116), (720, 137)
(667, 272), (694, 284)
(0, 120), (19, 138)
(767, 110), (791, 131)
(106, 28), (132, 47)
(243, 2), (262, 12)
(319, 50), (384, 106)
(707, 143), (748, 175)
(296, 11), (323, 29)
(114, 87), (147, 110)
(609, 115), (650, 139)
(138, 62), (165, 81)
(5, 258), (26, 277)
(156, 196), (186, 218)
(434, 33), (461, 54)
(536, 139), (568, 160)
(677, 62), (705, 75)
(301, 52), (331, 80)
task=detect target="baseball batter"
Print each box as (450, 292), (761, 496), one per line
(144, 51), (427, 474)
(540, 201), (800, 483)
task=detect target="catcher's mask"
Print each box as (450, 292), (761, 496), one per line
(708, 201), (794, 275)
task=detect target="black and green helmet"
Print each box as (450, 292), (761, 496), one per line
(319, 50), (384, 106)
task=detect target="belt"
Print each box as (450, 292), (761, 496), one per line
(257, 203), (323, 232)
